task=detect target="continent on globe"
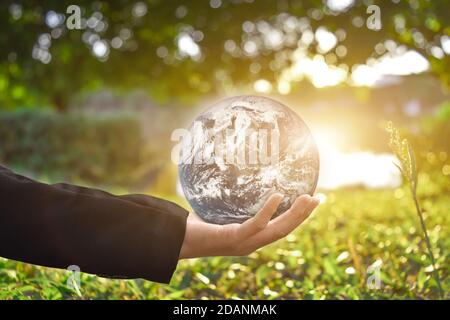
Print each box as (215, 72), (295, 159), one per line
(178, 95), (319, 225)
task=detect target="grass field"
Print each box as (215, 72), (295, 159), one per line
(0, 185), (448, 300)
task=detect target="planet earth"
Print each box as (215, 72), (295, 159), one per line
(178, 95), (319, 225)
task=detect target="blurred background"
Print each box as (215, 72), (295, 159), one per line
(0, 0), (448, 299)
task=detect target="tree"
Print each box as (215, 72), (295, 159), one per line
(0, 0), (449, 110)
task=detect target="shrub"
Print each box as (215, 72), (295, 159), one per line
(0, 109), (151, 187)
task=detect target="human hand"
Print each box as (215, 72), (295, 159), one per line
(179, 194), (320, 259)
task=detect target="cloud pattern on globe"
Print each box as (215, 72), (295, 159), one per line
(179, 95), (319, 225)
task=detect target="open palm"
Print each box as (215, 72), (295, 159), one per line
(180, 194), (319, 259)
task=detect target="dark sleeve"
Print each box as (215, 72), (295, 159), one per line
(0, 165), (189, 283)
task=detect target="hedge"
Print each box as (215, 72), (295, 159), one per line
(0, 109), (152, 186)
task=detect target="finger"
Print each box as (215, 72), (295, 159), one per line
(244, 195), (319, 250)
(238, 196), (312, 251)
(237, 193), (284, 239)
(274, 195), (319, 233)
(268, 194), (313, 234)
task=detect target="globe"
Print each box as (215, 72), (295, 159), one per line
(178, 95), (319, 225)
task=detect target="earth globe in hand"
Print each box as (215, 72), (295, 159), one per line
(178, 95), (319, 225)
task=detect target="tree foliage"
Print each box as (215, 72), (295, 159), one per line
(0, 0), (449, 110)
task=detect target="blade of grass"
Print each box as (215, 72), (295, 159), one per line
(386, 122), (443, 299)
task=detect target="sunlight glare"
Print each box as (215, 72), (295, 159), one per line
(312, 129), (401, 189)
(254, 79), (273, 93)
(351, 50), (429, 86)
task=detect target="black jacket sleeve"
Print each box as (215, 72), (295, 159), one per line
(0, 164), (189, 283)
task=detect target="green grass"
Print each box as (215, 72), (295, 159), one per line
(0, 187), (448, 300)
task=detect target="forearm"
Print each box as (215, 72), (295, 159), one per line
(0, 165), (188, 283)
